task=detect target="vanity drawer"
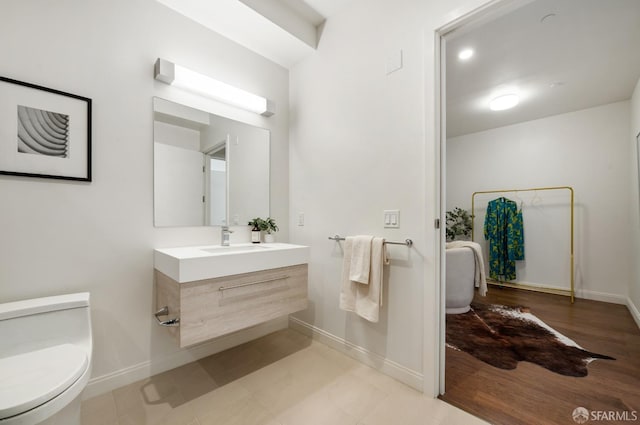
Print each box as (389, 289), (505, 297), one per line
(155, 264), (308, 347)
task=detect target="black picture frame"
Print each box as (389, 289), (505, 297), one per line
(0, 76), (91, 182)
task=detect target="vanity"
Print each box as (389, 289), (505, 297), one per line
(154, 243), (309, 347)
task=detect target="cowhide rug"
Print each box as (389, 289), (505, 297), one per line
(446, 302), (614, 377)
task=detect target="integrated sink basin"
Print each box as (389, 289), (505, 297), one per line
(154, 243), (309, 283)
(200, 245), (271, 254)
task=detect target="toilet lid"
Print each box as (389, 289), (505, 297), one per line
(0, 344), (88, 419)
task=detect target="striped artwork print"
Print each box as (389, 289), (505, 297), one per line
(17, 105), (69, 158)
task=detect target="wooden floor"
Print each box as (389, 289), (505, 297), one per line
(440, 287), (640, 425)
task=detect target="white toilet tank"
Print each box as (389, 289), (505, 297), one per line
(0, 293), (92, 425)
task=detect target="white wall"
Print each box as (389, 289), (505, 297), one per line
(289, 0), (491, 392)
(629, 77), (640, 324)
(226, 125), (270, 227)
(154, 142), (205, 226)
(209, 159), (227, 226)
(201, 115), (271, 226)
(0, 0), (289, 396)
(447, 101), (632, 302)
(154, 121), (203, 227)
(154, 120), (201, 151)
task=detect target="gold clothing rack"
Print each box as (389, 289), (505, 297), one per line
(471, 186), (575, 303)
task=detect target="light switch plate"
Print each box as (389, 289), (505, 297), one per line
(384, 210), (400, 228)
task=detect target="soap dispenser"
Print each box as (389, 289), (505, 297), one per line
(251, 223), (261, 243)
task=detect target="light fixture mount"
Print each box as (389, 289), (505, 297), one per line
(154, 58), (275, 117)
(154, 58), (175, 85)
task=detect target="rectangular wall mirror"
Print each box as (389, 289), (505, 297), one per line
(153, 97), (270, 227)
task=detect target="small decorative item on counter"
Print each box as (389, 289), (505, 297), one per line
(262, 217), (278, 243)
(248, 217), (279, 243)
(248, 218), (263, 243)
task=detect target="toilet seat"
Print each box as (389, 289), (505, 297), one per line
(0, 344), (88, 419)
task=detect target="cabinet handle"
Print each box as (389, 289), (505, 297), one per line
(154, 306), (180, 327)
(219, 275), (289, 292)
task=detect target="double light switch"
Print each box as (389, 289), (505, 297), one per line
(384, 210), (400, 228)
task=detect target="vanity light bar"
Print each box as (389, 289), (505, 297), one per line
(154, 58), (275, 117)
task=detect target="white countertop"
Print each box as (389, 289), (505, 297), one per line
(154, 243), (309, 283)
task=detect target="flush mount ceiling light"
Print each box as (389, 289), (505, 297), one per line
(458, 48), (474, 61)
(154, 58), (275, 117)
(489, 93), (520, 111)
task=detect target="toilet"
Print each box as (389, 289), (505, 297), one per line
(0, 293), (92, 425)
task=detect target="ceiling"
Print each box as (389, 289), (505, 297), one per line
(158, 0), (640, 136)
(155, 0), (353, 68)
(446, 0), (640, 137)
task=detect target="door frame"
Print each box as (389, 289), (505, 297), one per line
(432, 0), (530, 395)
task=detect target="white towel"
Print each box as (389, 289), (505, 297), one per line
(349, 235), (373, 283)
(339, 236), (389, 322)
(446, 241), (488, 296)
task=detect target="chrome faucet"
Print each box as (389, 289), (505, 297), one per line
(221, 226), (233, 246)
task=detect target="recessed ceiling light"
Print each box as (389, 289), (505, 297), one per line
(489, 94), (519, 111)
(458, 48), (474, 61)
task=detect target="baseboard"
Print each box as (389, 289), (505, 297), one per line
(626, 297), (640, 330)
(488, 280), (627, 305)
(574, 289), (627, 305)
(83, 317), (288, 400)
(288, 316), (423, 392)
(488, 279), (572, 297)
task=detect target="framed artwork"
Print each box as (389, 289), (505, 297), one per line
(0, 76), (91, 181)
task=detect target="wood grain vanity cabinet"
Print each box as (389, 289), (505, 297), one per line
(155, 264), (308, 347)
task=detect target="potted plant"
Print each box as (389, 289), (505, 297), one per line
(446, 207), (472, 241)
(248, 217), (279, 243)
(262, 217), (278, 243)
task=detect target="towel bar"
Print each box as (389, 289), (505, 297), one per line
(328, 235), (413, 247)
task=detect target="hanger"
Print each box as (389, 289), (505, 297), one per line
(513, 191), (524, 210)
(531, 189), (543, 206)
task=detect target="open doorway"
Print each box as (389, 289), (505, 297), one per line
(438, 0), (640, 423)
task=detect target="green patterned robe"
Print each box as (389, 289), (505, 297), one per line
(483, 197), (524, 281)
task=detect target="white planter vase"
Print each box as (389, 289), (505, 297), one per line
(264, 233), (275, 243)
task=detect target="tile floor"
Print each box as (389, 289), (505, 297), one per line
(81, 329), (488, 425)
